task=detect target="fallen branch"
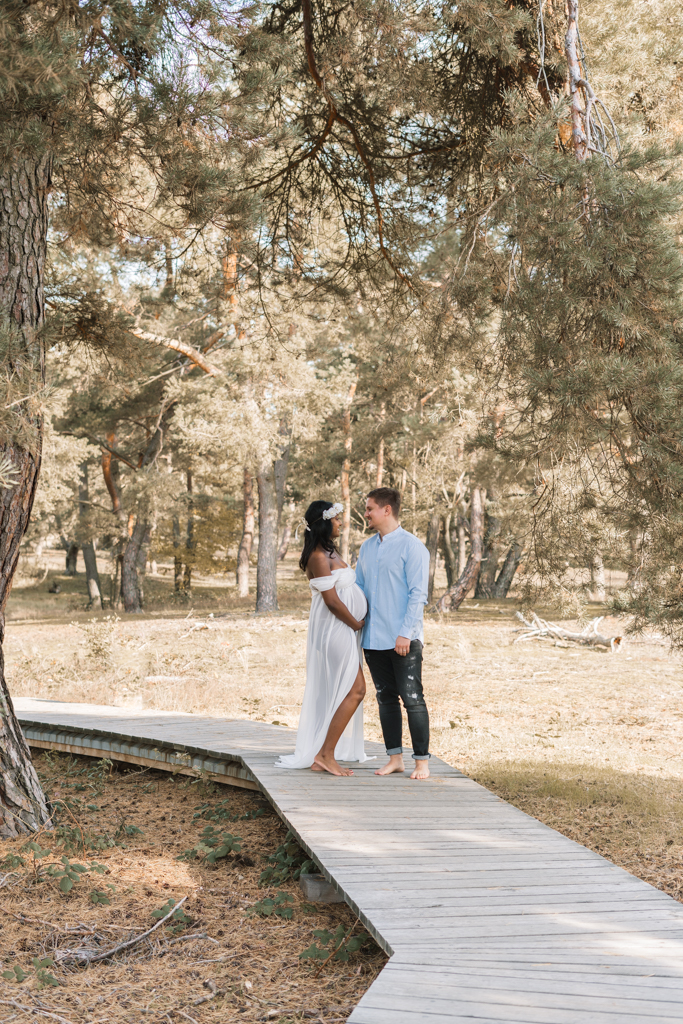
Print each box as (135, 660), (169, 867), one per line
(54, 896), (188, 965)
(0, 1000), (75, 1024)
(192, 979), (225, 1006)
(514, 612), (622, 652)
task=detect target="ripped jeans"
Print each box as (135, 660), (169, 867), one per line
(363, 640), (430, 760)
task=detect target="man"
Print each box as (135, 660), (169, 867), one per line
(355, 487), (431, 780)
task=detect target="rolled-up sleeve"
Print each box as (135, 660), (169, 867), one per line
(399, 543), (429, 639)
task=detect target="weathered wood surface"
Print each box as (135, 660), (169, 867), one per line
(14, 697), (683, 1023)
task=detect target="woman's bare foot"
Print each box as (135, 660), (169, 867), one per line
(375, 754), (405, 776)
(313, 752), (354, 776)
(410, 759), (430, 780)
(310, 763), (324, 771)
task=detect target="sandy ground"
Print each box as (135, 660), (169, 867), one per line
(5, 555), (683, 929)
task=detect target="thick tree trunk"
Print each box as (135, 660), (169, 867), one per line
(237, 467), (254, 597)
(425, 511), (440, 604)
(475, 493), (501, 599)
(256, 459), (279, 612)
(492, 542), (522, 599)
(78, 463), (102, 609)
(437, 488), (485, 612)
(121, 519), (149, 613)
(0, 152), (53, 835)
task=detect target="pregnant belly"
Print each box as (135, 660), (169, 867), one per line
(339, 582), (367, 620)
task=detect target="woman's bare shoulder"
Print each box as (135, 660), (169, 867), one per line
(306, 549), (333, 578)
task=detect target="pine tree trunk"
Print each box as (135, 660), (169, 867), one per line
(0, 152), (53, 835)
(441, 512), (457, 588)
(121, 519), (149, 613)
(183, 469), (194, 593)
(78, 463), (102, 609)
(237, 467), (254, 598)
(437, 488), (485, 612)
(340, 380), (357, 564)
(256, 459), (279, 612)
(475, 494), (501, 599)
(173, 516), (184, 593)
(457, 515), (467, 575)
(278, 522), (292, 561)
(491, 542), (522, 599)
(64, 541), (79, 575)
(590, 551), (606, 602)
(425, 511), (440, 604)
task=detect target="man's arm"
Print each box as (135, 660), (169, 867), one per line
(396, 541), (429, 653)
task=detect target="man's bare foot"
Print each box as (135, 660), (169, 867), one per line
(310, 763), (324, 772)
(410, 759), (430, 780)
(313, 752), (353, 777)
(375, 754), (405, 776)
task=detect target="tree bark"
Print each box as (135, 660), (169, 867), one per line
(590, 551), (606, 602)
(237, 467), (254, 597)
(437, 487), (485, 612)
(173, 516), (184, 594)
(0, 152), (53, 835)
(491, 542), (522, 599)
(121, 519), (149, 613)
(457, 514), (467, 576)
(256, 458), (280, 612)
(441, 511), (457, 589)
(183, 469), (194, 593)
(78, 463), (102, 609)
(278, 522), (292, 561)
(475, 493), (501, 599)
(425, 511), (440, 605)
(340, 379), (357, 564)
(64, 540), (79, 575)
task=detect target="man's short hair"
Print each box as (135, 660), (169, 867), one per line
(367, 487), (401, 519)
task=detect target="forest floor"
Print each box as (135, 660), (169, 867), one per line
(4, 552), (683, 1018)
(0, 752), (386, 1023)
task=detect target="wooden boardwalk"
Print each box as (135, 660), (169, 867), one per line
(15, 697), (683, 1024)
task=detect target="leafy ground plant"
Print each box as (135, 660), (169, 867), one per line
(178, 825), (243, 865)
(259, 830), (314, 886)
(3, 956), (59, 988)
(249, 891), (295, 920)
(300, 924), (373, 973)
(151, 898), (193, 935)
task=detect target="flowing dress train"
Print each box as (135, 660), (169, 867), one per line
(275, 567), (371, 769)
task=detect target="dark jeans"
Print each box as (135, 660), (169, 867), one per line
(363, 641), (430, 760)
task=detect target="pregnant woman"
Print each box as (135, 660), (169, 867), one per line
(276, 500), (370, 776)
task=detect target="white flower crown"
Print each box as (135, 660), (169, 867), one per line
(296, 502), (344, 539)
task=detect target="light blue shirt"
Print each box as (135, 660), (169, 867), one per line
(355, 526), (430, 650)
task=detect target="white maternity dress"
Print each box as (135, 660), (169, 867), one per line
(275, 567), (371, 769)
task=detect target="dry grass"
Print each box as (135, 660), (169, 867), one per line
(5, 558), (683, 939)
(0, 753), (386, 1024)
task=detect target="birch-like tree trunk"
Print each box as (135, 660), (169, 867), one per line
(436, 488), (486, 612)
(340, 379), (357, 564)
(425, 511), (440, 604)
(256, 459), (280, 612)
(237, 467), (254, 597)
(0, 154), (53, 836)
(78, 463), (102, 609)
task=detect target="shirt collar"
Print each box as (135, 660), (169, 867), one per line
(376, 525), (404, 543)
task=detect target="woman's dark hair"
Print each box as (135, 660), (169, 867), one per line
(299, 500), (337, 572)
